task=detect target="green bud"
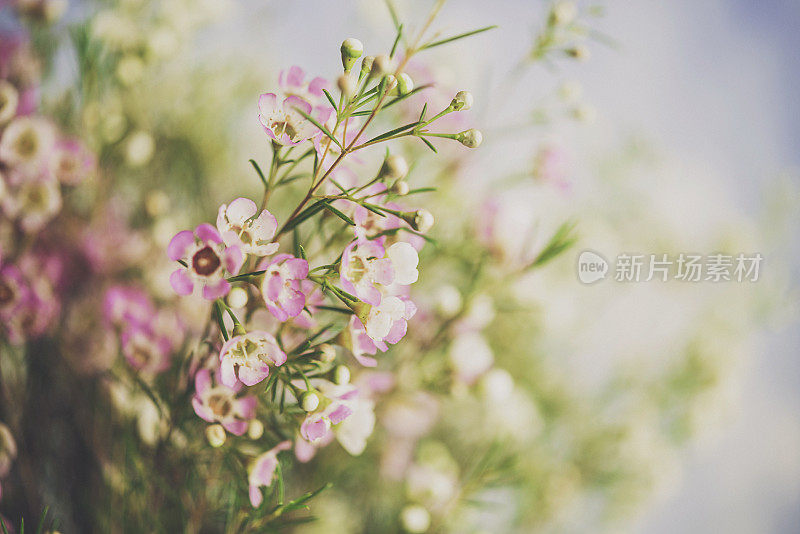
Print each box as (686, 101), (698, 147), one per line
(401, 209), (434, 233)
(247, 419), (264, 440)
(341, 38), (364, 72)
(390, 180), (410, 196)
(450, 90), (473, 111)
(318, 343), (337, 363)
(379, 154), (409, 181)
(455, 128), (483, 148)
(360, 56), (375, 78)
(337, 73), (357, 98)
(206, 424), (226, 447)
(397, 73), (414, 95)
(370, 54), (393, 78)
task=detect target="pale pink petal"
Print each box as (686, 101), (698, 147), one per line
(295, 438), (317, 463)
(281, 290), (305, 318)
(238, 363), (270, 386)
(226, 198), (257, 225)
(258, 93), (278, 114)
(236, 396), (257, 419)
(249, 485), (263, 508)
(283, 95), (312, 115)
(170, 269), (194, 295)
(195, 223), (223, 244)
(222, 420), (248, 436)
(224, 245), (244, 275)
(220, 359), (237, 388)
(202, 278), (230, 300)
(353, 352), (378, 367)
(308, 77), (326, 96)
(384, 319), (407, 345)
(192, 397), (215, 422)
(328, 404), (353, 424)
(195, 368), (212, 396)
(286, 66), (305, 87)
(167, 230), (194, 260)
(284, 258), (309, 279)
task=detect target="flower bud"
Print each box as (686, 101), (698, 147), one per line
(450, 90), (473, 111)
(551, 1), (578, 26)
(401, 505), (431, 533)
(391, 180), (410, 196)
(360, 56), (375, 78)
(232, 322), (247, 337)
(566, 45), (590, 61)
(455, 129), (483, 148)
(0, 80), (19, 125)
(337, 73), (357, 98)
(206, 424), (226, 447)
(403, 209), (434, 233)
(397, 72), (414, 95)
(227, 286), (249, 309)
(370, 54), (393, 78)
(333, 365), (351, 385)
(318, 343), (337, 363)
(300, 391), (320, 412)
(384, 74), (398, 92)
(341, 38), (364, 72)
(247, 419), (264, 440)
(379, 154), (409, 181)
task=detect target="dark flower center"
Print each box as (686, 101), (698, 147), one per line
(0, 279), (16, 307)
(208, 393), (233, 418)
(192, 246), (221, 276)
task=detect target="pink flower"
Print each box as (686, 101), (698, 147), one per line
(167, 223), (244, 300)
(351, 294), (417, 357)
(216, 198), (279, 257)
(248, 441), (292, 508)
(120, 326), (172, 375)
(0, 171), (61, 233)
(103, 286), (155, 330)
(50, 138), (95, 185)
(219, 330), (286, 388)
(288, 279), (323, 330)
(0, 258), (59, 344)
(279, 66), (329, 107)
(340, 240), (393, 306)
(257, 254), (309, 321)
(299, 382), (359, 444)
(258, 93), (331, 147)
(191, 368), (256, 436)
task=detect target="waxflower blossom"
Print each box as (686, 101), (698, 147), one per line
(278, 65), (329, 107)
(248, 441), (291, 508)
(120, 326), (172, 375)
(351, 295), (417, 356)
(257, 253), (309, 321)
(167, 223), (244, 300)
(0, 172), (62, 232)
(299, 381), (360, 443)
(192, 368), (256, 436)
(219, 330), (287, 387)
(50, 138), (96, 185)
(0, 116), (55, 169)
(0, 80), (18, 124)
(216, 197), (279, 256)
(340, 240), (419, 306)
(258, 93), (331, 146)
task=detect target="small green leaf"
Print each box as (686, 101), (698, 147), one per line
(419, 136), (438, 153)
(249, 159), (268, 187)
(390, 24), (404, 58)
(421, 25), (498, 50)
(292, 107), (342, 149)
(321, 202), (355, 226)
(322, 89), (338, 111)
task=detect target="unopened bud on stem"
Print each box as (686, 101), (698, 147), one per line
(397, 73), (414, 95)
(391, 180), (410, 195)
(360, 56), (375, 79)
(370, 54), (393, 78)
(206, 424), (226, 447)
(337, 73), (357, 98)
(380, 154), (409, 181)
(402, 209), (434, 233)
(341, 38), (364, 72)
(300, 391), (320, 412)
(319, 343), (336, 363)
(455, 129), (483, 148)
(450, 90), (473, 111)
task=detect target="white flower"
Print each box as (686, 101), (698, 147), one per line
(216, 197), (279, 256)
(0, 117), (55, 169)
